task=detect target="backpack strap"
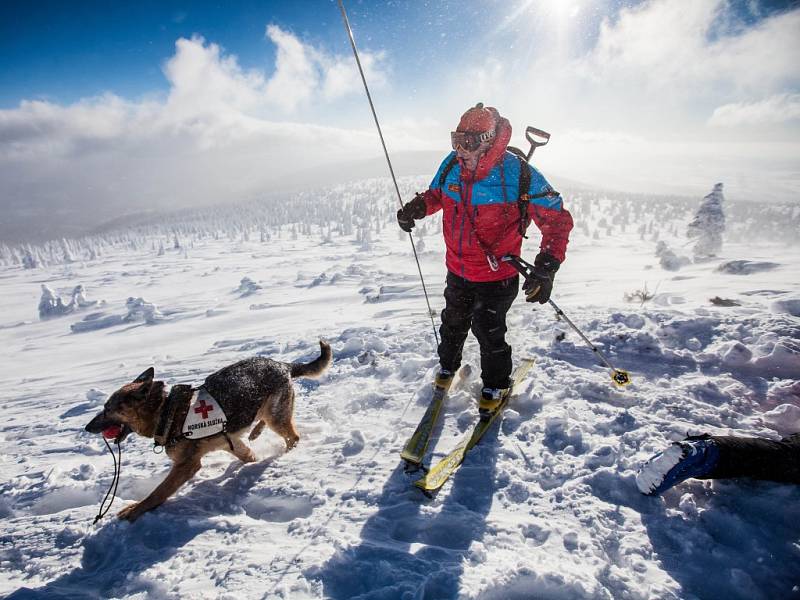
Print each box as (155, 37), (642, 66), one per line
(507, 147), (532, 237)
(438, 154), (459, 189)
(507, 146), (560, 238)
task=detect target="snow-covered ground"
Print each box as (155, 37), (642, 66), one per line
(1, 180), (799, 599)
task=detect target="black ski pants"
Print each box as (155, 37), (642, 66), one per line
(438, 272), (519, 389)
(698, 433), (800, 484)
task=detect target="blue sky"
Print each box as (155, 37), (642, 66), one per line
(1, 0), (799, 236)
(1, 0), (316, 107)
(1, 0), (490, 107)
(9, 0), (795, 108)
(4, 1), (559, 107)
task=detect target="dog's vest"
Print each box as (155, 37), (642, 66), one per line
(182, 388), (227, 438)
(153, 384), (259, 448)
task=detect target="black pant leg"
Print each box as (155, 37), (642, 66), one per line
(437, 273), (475, 372)
(470, 276), (519, 388)
(701, 434), (800, 484)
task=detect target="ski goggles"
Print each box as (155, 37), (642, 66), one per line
(451, 129), (495, 152)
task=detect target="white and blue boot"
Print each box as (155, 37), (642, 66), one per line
(636, 438), (720, 496)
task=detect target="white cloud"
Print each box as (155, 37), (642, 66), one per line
(0, 26), (399, 238)
(481, 0), (800, 132)
(581, 0), (800, 95)
(0, 25), (390, 158)
(709, 94), (800, 127)
(0, 95), (136, 159)
(159, 26), (389, 117)
(163, 36), (266, 117)
(263, 25), (320, 111)
(321, 50), (387, 101)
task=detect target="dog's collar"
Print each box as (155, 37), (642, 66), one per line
(153, 384), (194, 448)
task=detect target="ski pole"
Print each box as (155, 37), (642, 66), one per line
(501, 254), (631, 387)
(337, 0), (439, 347)
(546, 299), (631, 386)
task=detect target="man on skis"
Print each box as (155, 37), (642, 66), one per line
(396, 103), (573, 412)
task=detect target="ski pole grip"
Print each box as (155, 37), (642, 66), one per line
(501, 254), (534, 278)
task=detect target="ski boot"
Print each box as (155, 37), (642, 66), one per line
(479, 386), (510, 416)
(636, 436), (720, 496)
(434, 368), (455, 389)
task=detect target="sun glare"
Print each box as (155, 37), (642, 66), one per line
(494, 0), (586, 40)
(540, 0), (582, 21)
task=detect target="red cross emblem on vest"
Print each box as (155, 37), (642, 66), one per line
(194, 399), (214, 420)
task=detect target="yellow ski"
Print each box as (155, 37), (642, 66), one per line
(400, 379), (451, 466)
(414, 358), (535, 493)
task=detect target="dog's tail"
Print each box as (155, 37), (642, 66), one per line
(290, 340), (332, 379)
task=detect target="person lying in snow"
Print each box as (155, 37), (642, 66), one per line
(396, 103), (573, 412)
(636, 432), (800, 496)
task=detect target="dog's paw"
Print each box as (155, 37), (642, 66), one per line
(117, 503), (143, 521)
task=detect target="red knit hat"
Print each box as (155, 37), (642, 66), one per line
(457, 103), (497, 133)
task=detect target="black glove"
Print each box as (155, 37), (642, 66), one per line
(522, 252), (560, 304)
(396, 193), (427, 233)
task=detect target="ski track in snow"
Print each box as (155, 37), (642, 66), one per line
(1, 183), (800, 599)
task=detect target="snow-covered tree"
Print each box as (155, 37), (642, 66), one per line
(22, 248), (39, 269)
(125, 297), (163, 323)
(236, 277), (262, 296)
(655, 241), (690, 271)
(358, 227), (372, 251)
(687, 183), (726, 259)
(38, 284), (73, 319)
(70, 285), (97, 308)
(60, 239), (75, 263)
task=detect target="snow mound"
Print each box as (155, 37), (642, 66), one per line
(721, 342), (753, 367)
(361, 284), (418, 303)
(70, 311), (126, 333)
(70, 297), (164, 332)
(763, 404), (800, 437)
(236, 276), (261, 296)
(717, 260), (780, 275)
(655, 241), (690, 271)
(125, 297), (163, 323)
(716, 338), (800, 379)
(770, 297), (800, 317)
(751, 339), (800, 379)
(652, 292), (687, 306)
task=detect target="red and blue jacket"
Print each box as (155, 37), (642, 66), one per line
(419, 117), (574, 282)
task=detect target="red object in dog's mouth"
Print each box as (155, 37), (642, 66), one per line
(102, 425), (122, 440)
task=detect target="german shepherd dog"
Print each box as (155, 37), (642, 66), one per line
(85, 341), (331, 522)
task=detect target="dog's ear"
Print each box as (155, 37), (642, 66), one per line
(133, 367), (155, 383)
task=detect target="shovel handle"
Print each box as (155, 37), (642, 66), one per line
(525, 127), (551, 160)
